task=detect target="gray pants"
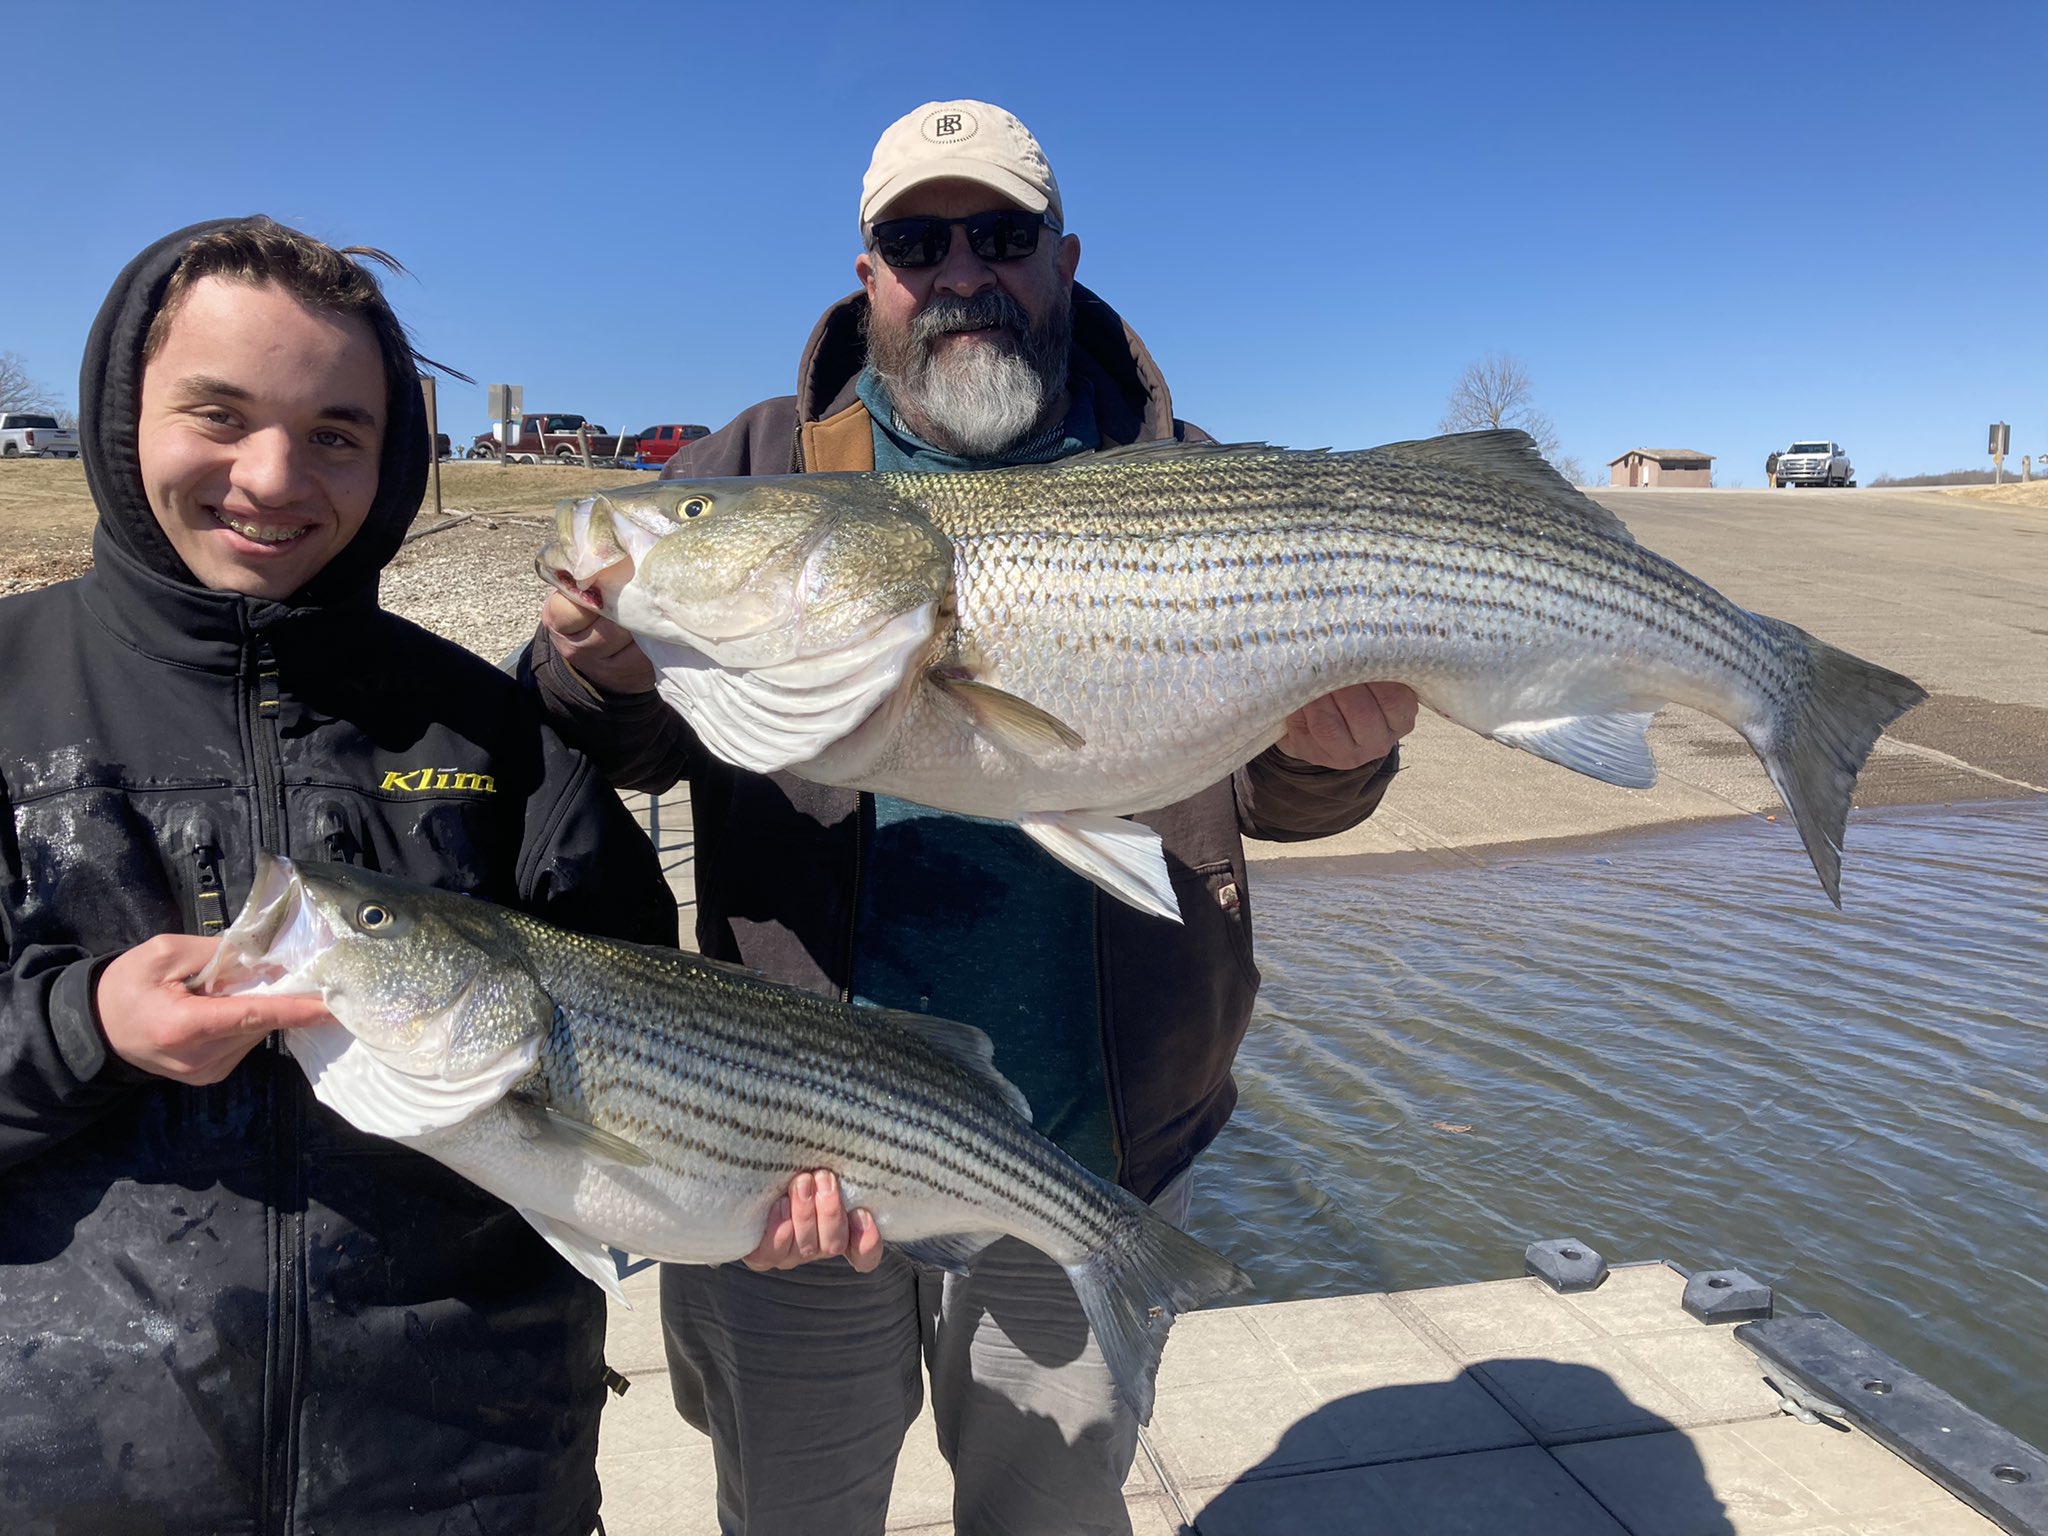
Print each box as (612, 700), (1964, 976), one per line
(659, 1174), (1192, 1536)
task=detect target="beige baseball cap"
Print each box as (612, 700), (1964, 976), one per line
(860, 99), (1064, 231)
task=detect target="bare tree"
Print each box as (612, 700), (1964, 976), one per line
(1438, 352), (1562, 463)
(1, 352), (59, 416)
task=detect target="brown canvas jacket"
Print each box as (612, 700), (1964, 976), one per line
(532, 283), (1399, 1198)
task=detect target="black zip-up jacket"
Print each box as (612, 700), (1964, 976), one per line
(0, 220), (678, 1535)
(531, 285), (1399, 1201)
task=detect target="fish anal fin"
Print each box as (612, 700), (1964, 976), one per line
(895, 1231), (1003, 1275)
(1017, 811), (1182, 924)
(929, 670), (1085, 753)
(1492, 710), (1660, 788)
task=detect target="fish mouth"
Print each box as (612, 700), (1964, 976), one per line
(192, 853), (331, 998)
(539, 492), (674, 615)
(535, 552), (619, 615)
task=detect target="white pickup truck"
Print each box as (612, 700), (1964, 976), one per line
(0, 412), (80, 459)
(1776, 439), (1854, 488)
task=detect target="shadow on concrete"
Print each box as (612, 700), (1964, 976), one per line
(1187, 1359), (1732, 1535)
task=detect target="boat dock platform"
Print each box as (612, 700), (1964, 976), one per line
(591, 1248), (2045, 1534)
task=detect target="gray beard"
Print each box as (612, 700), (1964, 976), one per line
(867, 289), (1071, 458)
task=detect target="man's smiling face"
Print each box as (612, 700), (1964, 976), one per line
(136, 274), (386, 600)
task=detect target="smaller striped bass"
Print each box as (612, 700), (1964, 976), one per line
(196, 854), (1248, 1423)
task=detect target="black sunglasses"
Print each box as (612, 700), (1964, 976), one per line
(867, 209), (1060, 270)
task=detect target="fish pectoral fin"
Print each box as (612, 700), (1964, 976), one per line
(1017, 811), (1183, 924)
(532, 1105), (655, 1167)
(895, 1231), (1004, 1275)
(284, 1023), (539, 1139)
(928, 671), (1085, 754)
(1491, 710), (1660, 788)
(519, 1207), (630, 1304)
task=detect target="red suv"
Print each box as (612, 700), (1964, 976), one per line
(632, 423), (711, 465)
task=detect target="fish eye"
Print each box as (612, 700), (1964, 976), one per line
(681, 497), (710, 519)
(356, 902), (393, 931)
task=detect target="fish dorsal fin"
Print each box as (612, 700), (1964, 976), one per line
(867, 1005), (1033, 1124)
(1369, 430), (1636, 544)
(1028, 438), (1285, 471)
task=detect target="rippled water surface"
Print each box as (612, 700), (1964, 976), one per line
(1187, 799), (2048, 1449)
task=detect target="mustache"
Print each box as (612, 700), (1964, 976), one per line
(910, 290), (1031, 344)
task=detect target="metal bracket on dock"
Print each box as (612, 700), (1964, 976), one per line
(1523, 1237), (1609, 1293)
(1736, 1313), (2048, 1536)
(1681, 1266), (1774, 1323)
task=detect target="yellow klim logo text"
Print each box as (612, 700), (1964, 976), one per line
(379, 768), (497, 794)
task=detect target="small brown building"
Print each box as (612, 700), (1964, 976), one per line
(1608, 448), (1714, 488)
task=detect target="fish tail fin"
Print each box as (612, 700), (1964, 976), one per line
(1746, 616), (1926, 906)
(1067, 1197), (1251, 1424)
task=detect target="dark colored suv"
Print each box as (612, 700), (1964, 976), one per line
(632, 423), (711, 465)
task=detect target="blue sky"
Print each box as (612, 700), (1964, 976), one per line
(6, 1), (2042, 482)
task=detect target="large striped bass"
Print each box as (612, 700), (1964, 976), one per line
(196, 854), (1246, 1423)
(539, 430), (1926, 919)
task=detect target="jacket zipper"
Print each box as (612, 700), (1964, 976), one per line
(837, 791), (871, 1003)
(191, 841), (227, 936)
(249, 632), (303, 1533)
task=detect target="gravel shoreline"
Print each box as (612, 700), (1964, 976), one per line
(379, 515), (560, 664)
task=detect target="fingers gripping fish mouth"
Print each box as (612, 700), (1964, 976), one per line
(539, 493), (645, 615)
(192, 853), (334, 997)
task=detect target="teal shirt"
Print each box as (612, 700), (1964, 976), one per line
(849, 370), (1117, 1177)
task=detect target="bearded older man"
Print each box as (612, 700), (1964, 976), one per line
(532, 100), (1418, 1535)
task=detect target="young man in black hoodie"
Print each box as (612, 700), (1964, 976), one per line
(0, 217), (677, 1534)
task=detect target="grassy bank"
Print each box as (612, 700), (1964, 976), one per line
(0, 457), (658, 570)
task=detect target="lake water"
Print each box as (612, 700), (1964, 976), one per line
(1189, 799), (2048, 1450)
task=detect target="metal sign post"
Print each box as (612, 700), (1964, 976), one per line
(488, 384), (524, 468)
(419, 375), (442, 518)
(1989, 421), (2009, 485)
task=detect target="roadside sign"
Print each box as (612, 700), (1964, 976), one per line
(1988, 422), (2009, 456)
(487, 384), (524, 422)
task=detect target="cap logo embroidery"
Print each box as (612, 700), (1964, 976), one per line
(925, 109), (975, 143)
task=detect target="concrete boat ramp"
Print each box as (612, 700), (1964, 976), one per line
(592, 1248), (2043, 1534)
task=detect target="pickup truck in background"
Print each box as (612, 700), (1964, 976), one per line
(469, 413), (638, 464)
(630, 423), (711, 466)
(1776, 440), (1854, 487)
(0, 412), (80, 458)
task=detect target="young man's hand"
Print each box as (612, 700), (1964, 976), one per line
(96, 934), (333, 1085)
(541, 592), (658, 695)
(1275, 681), (1419, 770)
(743, 1169), (885, 1274)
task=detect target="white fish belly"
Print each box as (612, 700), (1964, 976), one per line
(411, 1104), (776, 1265)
